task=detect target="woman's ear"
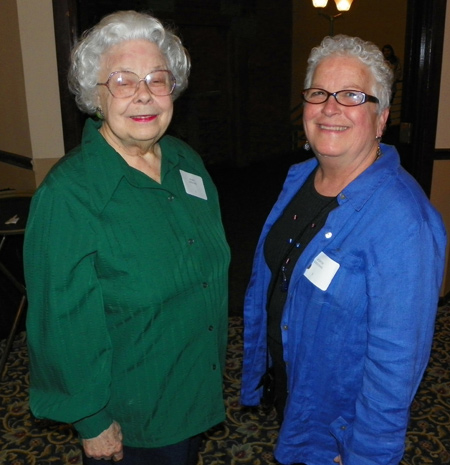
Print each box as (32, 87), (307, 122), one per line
(377, 108), (390, 137)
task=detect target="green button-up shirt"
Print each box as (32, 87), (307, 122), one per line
(24, 118), (230, 447)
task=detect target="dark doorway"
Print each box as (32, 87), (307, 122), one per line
(397, 0), (447, 195)
(52, 0), (293, 167)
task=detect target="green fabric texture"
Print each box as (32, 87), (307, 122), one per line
(24, 118), (230, 447)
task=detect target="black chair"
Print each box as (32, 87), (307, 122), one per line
(0, 191), (33, 379)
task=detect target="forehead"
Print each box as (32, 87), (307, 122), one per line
(101, 39), (166, 71)
(312, 55), (373, 90)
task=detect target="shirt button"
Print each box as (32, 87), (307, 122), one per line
(341, 425), (347, 430)
(208, 325), (214, 331)
(168, 195), (175, 201)
(283, 325), (288, 330)
(339, 193), (346, 199)
(212, 364), (217, 370)
(188, 238), (195, 245)
(325, 232), (333, 239)
(202, 282), (209, 288)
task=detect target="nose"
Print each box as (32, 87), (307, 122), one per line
(321, 94), (341, 115)
(134, 79), (154, 102)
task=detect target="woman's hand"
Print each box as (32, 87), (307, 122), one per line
(82, 421), (124, 461)
(334, 455), (343, 465)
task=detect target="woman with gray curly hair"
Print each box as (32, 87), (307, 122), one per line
(241, 35), (446, 465)
(24, 10), (230, 465)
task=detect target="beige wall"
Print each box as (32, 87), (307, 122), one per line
(0, 0), (31, 158)
(436, 4), (450, 149)
(0, 0), (64, 191)
(431, 160), (450, 295)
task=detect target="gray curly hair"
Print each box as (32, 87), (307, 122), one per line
(304, 35), (393, 114)
(68, 10), (191, 114)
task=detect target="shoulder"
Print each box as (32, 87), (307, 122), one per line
(34, 142), (109, 218)
(373, 160), (445, 241)
(161, 135), (202, 159)
(40, 145), (87, 191)
(160, 135), (209, 175)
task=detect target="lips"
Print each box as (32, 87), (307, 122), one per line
(130, 115), (157, 122)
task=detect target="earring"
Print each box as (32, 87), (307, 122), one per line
(304, 141), (311, 151)
(96, 108), (105, 120)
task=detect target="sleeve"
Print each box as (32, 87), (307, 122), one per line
(333, 213), (446, 465)
(24, 180), (114, 439)
(240, 246), (271, 406)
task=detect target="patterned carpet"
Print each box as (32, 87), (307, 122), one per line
(1, 307), (449, 465)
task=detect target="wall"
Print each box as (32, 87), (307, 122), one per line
(436, 3), (450, 149)
(0, 1), (33, 191)
(0, 0), (64, 191)
(0, 1), (31, 158)
(431, 161), (450, 295)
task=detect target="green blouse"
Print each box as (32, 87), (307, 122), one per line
(24, 119), (230, 447)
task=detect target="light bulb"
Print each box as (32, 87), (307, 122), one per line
(334, 0), (353, 11)
(312, 0), (329, 7)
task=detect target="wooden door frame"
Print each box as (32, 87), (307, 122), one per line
(52, 0), (85, 153)
(52, 0), (448, 195)
(399, 0), (447, 196)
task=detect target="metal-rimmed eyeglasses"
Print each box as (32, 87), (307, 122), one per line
(302, 88), (379, 106)
(97, 70), (176, 98)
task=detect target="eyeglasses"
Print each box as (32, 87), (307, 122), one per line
(302, 88), (379, 106)
(97, 70), (176, 98)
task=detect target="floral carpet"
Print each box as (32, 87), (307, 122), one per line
(1, 308), (450, 465)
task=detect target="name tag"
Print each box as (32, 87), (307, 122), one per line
(304, 252), (340, 291)
(180, 170), (207, 200)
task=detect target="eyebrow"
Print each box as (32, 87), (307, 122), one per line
(113, 65), (168, 73)
(312, 85), (366, 91)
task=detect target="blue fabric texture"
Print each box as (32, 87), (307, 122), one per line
(241, 144), (447, 465)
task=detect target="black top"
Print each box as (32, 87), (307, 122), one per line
(263, 169), (338, 415)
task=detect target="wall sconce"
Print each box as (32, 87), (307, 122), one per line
(312, 0), (354, 35)
(312, 0), (354, 11)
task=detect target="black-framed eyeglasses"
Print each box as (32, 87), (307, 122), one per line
(97, 70), (176, 98)
(302, 88), (379, 106)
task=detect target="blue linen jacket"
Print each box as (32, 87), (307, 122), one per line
(241, 144), (447, 465)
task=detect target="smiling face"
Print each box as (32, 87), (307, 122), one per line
(97, 39), (174, 155)
(303, 55), (388, 165)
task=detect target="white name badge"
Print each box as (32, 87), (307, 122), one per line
(304, 252), (340, 291)
(180, 170), (208, 200)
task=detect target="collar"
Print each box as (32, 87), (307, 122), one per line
(285, 144), (399, 213)
(338, 143), (399, 211)
(81, 118), (184, 211)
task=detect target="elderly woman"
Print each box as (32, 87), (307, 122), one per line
(24, 10), (230, 465)
(241, 35), (446, 465)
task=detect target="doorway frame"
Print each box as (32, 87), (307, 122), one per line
(399, 0), (448, 195)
